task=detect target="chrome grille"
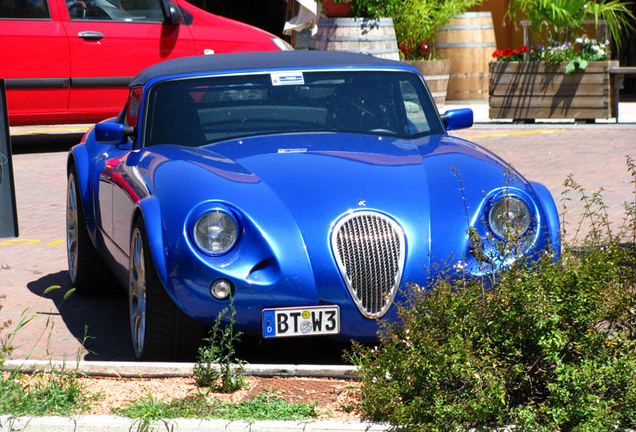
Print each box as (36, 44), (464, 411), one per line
(332, 211), (405, 318)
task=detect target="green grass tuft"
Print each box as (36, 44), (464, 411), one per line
(0, 370), (99, 416)
(113, 391), (318, 422)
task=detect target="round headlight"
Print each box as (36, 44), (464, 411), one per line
(488, 196), (532, 239)
(193, 210), (238, 255)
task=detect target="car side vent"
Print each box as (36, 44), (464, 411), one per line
(331, 211), (405, 319)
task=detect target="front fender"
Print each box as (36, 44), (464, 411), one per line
(68, 143), (104, 250)
(137, 196), (169, 287)
(68, 145), (91, 218)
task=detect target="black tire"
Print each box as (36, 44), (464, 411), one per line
(66, 164), (111, 295)
(129, 218), (206, 360)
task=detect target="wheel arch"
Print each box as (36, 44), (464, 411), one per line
(67, 147), (93, 220)
(67, 146), (101, 250)
(134, 197), (170, 289)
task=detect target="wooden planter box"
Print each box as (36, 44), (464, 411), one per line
(489, 61), (618, 121)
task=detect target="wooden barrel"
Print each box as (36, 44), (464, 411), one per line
(314, 17), (400, 61)
(408, 59), (450, 111)
(433, 12), (496, 100)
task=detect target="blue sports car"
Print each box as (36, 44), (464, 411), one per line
(66, 51), (560, 360)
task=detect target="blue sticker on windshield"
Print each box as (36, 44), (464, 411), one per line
(271, 72), (304, 86)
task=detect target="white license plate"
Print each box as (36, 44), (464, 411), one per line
(262, 306), (340, 338)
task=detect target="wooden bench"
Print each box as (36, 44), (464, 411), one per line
(610, 66), (636, 122)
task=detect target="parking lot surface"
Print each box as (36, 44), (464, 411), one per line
(0, 123), (634, 362)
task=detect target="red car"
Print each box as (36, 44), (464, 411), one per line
(1, 0), (290, 126)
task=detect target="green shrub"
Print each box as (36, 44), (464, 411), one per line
(353, 158), (636, 431)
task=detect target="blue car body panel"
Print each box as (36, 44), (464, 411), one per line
(68, 51), (560, 342)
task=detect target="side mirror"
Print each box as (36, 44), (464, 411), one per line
(441, 108), (473, 131)
(162, 0), (183, 24)
(95, 123), (134, 146)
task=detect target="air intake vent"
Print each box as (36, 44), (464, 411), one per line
(332, 211), (405, 318)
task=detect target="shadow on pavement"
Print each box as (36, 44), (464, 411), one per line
(11, 133), (84, 155)
(27, 271), (352, 365)
(26, 271), (134, 361)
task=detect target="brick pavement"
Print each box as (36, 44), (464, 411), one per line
(0, 124), (634, 362)
(0, 148), (133, 362)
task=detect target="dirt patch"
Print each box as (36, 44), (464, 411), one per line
(78, 375), (362, 421)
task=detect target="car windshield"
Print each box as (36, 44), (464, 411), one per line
(144, 70), (443, 147)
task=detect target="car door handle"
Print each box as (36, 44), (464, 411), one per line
(78, 31), (104, 40)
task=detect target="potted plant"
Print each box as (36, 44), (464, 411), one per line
(388, 0), (484, 107)
(314, 0), (402, 60)
(489, 0), (635, 121)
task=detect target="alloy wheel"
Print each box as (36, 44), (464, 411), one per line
(129, 227), (147, 359)
(66, 174), (79, 282)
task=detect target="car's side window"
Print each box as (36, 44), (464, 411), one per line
(68, 0), (165, 22)
(0, 0), (50, 19)
(126, 87), (142, 128)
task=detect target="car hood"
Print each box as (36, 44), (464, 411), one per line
(138, 132), (524, 264)
(142, 133), (457, 224)
(211, 132), (434, 226)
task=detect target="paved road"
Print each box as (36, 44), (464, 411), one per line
(1, 124), (634, 362)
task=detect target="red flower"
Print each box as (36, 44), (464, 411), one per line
(493, 45), (530, 62)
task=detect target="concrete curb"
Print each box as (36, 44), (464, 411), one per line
(0, 416), (395, 432)
(2, 359), (359, 378)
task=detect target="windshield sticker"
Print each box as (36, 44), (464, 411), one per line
(271, 72), (304, 86)
(278, 148), (307, 154)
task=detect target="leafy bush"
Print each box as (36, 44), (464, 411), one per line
(506, 0), (635, 47)
(389, 0), (483, 60)
(353, 158), (636, 431)
(335, 0), (483, 60)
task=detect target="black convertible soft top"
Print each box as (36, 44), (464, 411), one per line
(130, 50), (408, 87)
